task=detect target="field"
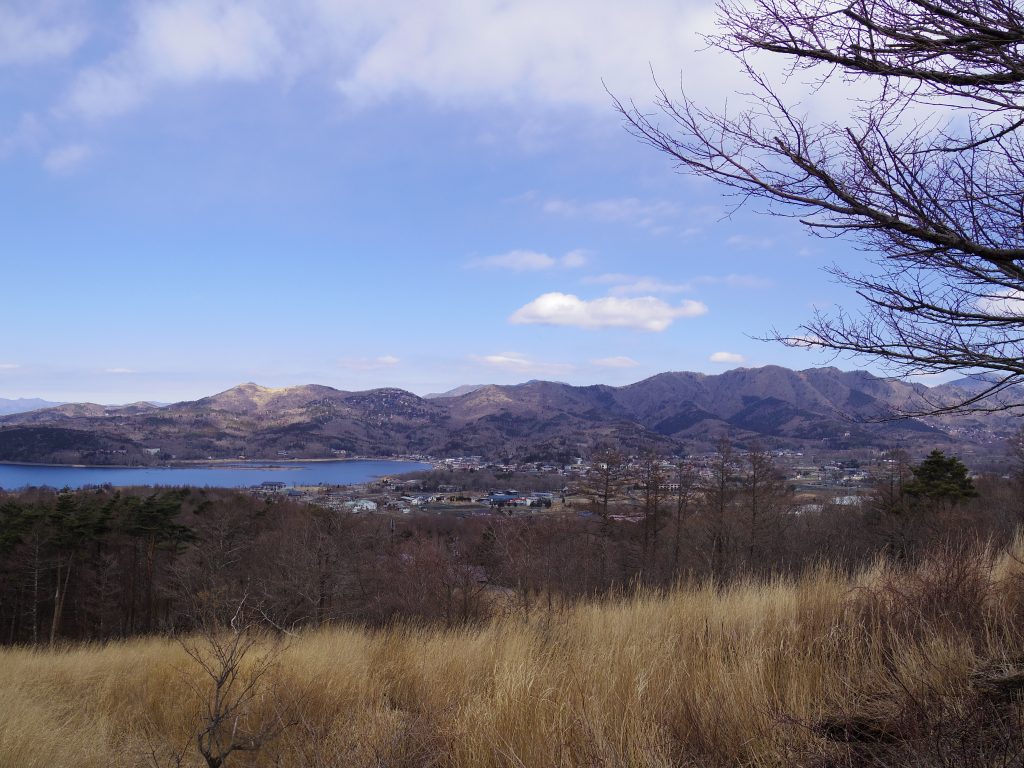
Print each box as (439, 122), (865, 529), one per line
(3, 541), (1024, 768)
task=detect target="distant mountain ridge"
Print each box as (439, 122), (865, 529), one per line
(0, 398), (65, 416)
(424, 384), (487, 399)
(0, 366), (1018, 465)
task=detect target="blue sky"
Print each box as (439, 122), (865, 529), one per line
(0, 0), (873, 403)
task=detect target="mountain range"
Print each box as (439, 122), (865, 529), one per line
(0, 398), (64, 417)
(0, 366), (1020, 465)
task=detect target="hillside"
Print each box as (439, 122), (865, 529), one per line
(0, 366), (1019, 464)
(3, 543), (1024, 768)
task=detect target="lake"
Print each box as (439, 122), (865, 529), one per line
(0, 459), (433, 490)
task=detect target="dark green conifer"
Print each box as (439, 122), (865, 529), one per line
(905, 450), (977, 504)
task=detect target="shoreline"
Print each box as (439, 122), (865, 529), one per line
(0, 457), (435, 470)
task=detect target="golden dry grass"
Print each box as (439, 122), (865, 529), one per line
(3, 543), (1024, 767)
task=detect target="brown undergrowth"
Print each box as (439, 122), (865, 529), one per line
(3, 539), (1024, 767)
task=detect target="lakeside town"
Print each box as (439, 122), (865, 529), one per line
(248, 447), (932, 518)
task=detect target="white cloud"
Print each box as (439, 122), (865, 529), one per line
(0, 363), (20, 370)
(583, 273), (631, 285)
(471, 351), (572, 375)
(585, 273), (692, 296)
(709, 351), (745, 364)
(50, 0), (875, 132)
(137, 1), (281, 83)
(44, 143), (92, 174)
(470, 250), (554, 271)
(611, 278), (690, 295)
(561, 249), (588, 268)
(0, 8), (87, 66)
(592, 356), (639, 368)
(338, 355), (401, 370)
(105, 367), (137, 374)
(60, 1), (749, 122)
(788, 334), (825, 349)
(726, 234), (775, 249)
(331, 1), (712, 110)
(0, 113), (43, 159)
(543, 196), (680, 232)
(68, 1), (283, 118)
(584, 272), (772, 296)
(69, 67), (147, 118)
(509, 292), (707, 331)
(469, 249), (586, 271)
(478, 353), (532, 370)
(977, 289), (1024, 317)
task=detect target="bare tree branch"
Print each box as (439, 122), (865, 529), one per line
(617, 0), (1024, 414)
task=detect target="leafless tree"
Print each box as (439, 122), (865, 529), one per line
(617, 0), (1024, 413)
(702, 436), (740, 580)
(740, 443), (792, 570)
(670, 460), (699, 578)
(1010, 424), (1024, 478)
(178, 598), (295, 768)
(636, 452), (668, 576)
(582, 446), (629, 582)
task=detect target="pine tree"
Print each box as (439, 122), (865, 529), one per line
(905, 450), (978, 506)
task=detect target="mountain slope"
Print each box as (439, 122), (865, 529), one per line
(0, 368), (1017, 464)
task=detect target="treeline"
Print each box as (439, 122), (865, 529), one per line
(0, 445), (1017, 645)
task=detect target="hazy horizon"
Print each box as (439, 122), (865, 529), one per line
(0, 365), (970, 406)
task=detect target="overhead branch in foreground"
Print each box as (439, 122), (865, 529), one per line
(615, 0), (1024, 414)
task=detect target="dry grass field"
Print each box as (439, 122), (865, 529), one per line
(4, 541), (1024, 768)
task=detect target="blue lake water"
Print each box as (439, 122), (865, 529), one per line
(0, 459), (433, 490)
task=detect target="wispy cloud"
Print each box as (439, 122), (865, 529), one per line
(584, 272), (771, 296)
(0, 7), (87, 66)
(560, 249), (587, 268)
(67, 1), (282, 118)
(543, 196), (680, 233)
(977, 289), (1024, 317)
(331, 2), (718, 110)
(584, 273), (691, 295)
(592, 356), (639, 368)
(44, 143), (92, 175)
(709, 351), (745, 364)
(471, 352), (572, 375)
(105, 367), (136, 374)
(61, 2), (730, 121)
(469, 249), (587, 271)
(0, 113), (42, 159)
(510, 292), (707, 331)
(0, 363), (20, 370)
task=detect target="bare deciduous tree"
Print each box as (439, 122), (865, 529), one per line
(617, 0), (1024, 413)
(702, 436), (739, 580)
(179, 599), (294, 768)
(1008, 425), (1024, 490)
(582, 446), (628, 582)
(741, 443), (792, 569)
(636, 452), (668, 576)
(671, 460), (698, 578)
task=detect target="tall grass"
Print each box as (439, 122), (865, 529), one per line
(3, 540), (1024, 767)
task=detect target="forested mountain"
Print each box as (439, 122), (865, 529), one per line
(0, 367), (1018, 464)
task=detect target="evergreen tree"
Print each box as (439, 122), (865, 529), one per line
(906, 451), (978, 505)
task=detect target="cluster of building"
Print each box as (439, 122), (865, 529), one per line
(243, 449), (920, 519)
